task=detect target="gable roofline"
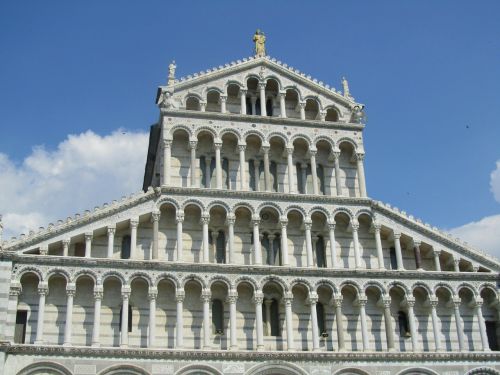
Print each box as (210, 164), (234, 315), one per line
(160, 55), (362, 109)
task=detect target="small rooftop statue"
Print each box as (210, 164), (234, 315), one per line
(168, 60), (176, 86)
(253, 29), (266, 57)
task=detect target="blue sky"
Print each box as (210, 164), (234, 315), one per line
(1, 1), (499, 252)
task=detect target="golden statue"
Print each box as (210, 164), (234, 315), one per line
(253, 29), (266, 57)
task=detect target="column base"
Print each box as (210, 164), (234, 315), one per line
(34, 340), (44, 345)
(63, 342), (71, 347)
(91, 343), (100, 348)
(120, 344), (128, 349)
(257, 345), (265, 351)
(230, 345), (239, 351)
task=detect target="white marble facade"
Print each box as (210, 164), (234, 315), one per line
(0, 54), (499, 375)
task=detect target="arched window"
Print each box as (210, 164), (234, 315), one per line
(222, 157), (229, 189)
(317, 164), (325, 195)
(270, 299), (280, 336)
(398, 311), (410, 337)
(212, 299), (224, 334)
(316, 235), (326, 268)
(266, 99), (273, 116)
(216, 230), (226, 264)
(186, 96), (200, 111)
(121, 235), (131, 259)
(270, 161), (278, 192)
(119, 305), (133, 333)
(317, 302), (326, 336)
(389, 247), (397, 270)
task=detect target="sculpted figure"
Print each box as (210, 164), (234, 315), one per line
(253, 29), (266, 57)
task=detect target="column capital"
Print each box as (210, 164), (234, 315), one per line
(355, 152), (365, 161)
(453, 255), (461, 265)
(253, 291), (264, 305)
(308, 148), (317, 157)
(258, 82), (267, 90)
(121, 286), (131, 299)
(226, 213), (236, 225)
(304, 217), (312, 227)
(237, 143), (247, 152)
(66, 283), (76, 296)
(280, 217), (289, 227)
(130, 218), (139, 228)
(429, 296), (439, 308)
(357, 297), (368, 307)
(382, 297), (392, 308)
(176, 213), (185, 223)
(332, 150), (341, 160)
(393, 231), (401, 240)
(263, 298), (274, 307)
(220, 95), (227, 102)
(107, 225), (116, 235)
(9, 284), (22, 297)
(200, 212), (210, 225)
(472, 298), (483, 309)
(319, 110), (326, 121)
(93, 288), (104, 300)
(283, 292), (294, 303)
(39, 245), (48, 256)
(433, 249), (441, 257)
(240, 88), (248, 95)
(332, 294), (343, 308)
(351, 221), (359, 231)
(148, 287), (158, 300)
(227, 289), (238, 304)
(151, 211), (161, 222)
(286, 145), (294, 155)
(85, 232), (93, 240)
(251, 215), (261, 225)
(38, 283), (49, 296)
(163, 139), (173, 148)
(213, 141), (223, 150)
(298, 101), (306, 108)
(201, 289), (211, 303)
(405, 297), (416, 308)
(413, 239), (422, 247)
(62, 238), (71, 246)
(307, 292), (319, 305)
(372, 222), (382, 232)
(189, 140), (198, 149)
(175, 289), (185, 302)
(452, 297), (462, 308)
(277, 91), (286, 98)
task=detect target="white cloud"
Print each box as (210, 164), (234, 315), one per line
(491, 160), (500, 203)
(449, 214), (500, 258)
(0, 130), (148, 240)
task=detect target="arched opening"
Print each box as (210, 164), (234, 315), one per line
(245, 134), (264, 191)
(262, 281), (284, 350)
(186, 96), (201, 111)
(172, 128), (191, 188)
(304, 98), (320, 120)
(292, 138), (310, 194)
(210, 280), (229, 349)
(121, 235), (131, 259)
(197, 130), (216, 188)
(389, 285), (411, 351)
(365, 285), (385, 351)
(259, 207), (281, 266)
(412, 286), (433, 351)
(315, 139), (334, 195)
(128, 278), (149, 347)
(17, 273), (39, 344)
(340, 284), (360, 351)
(221, 132), (239, 190)
(246, 77), (259, 115)
(311, 211), (328, 268)
(481, 287), (500, 351)
(333, 212), (352, 269)
(101, 276), (123, 347)
(284, 89), (300, 119)
(44, 274), (67, 345)
(212, 299), (224, 334)
(325, 107), (339, 122)
(286, 209), (306, 267)
(317, 284), (335, 351)
(338, 141), (357, 197)
(184, 279), (203, 349)
(156, 278), (177, 348)
(158, 202), (177, 261)
(236, 280), (256, 349)
(206, 90), (221, 112)
(73, 275), (95, 346)
(268, 135), (286, 193)
(265, 79), (279, 117)
(226, 83), (241, 114)
(208, 205), (228, 264)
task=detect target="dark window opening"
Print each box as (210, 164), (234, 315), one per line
(486, 321), (499, 351)
(266, 99), (273, 116)
(296, 163), (304, 194)
(270, 161), (278, 192)
(316, 235), (327, 268)
(74, 243), (85, 257)
(249, 159), (256, 191)
(398, 311), (411, 337)
(273, 234), (281, 266)
(255, 99), (261, 115)
(317, 302), (326, 336)
(270, 299), (280, 336)
(222, 157), (229, 189)
(246, 98), (253, 115)
(317, 164), (325, 195)
(212, 299), (224, 334)
(119, 305), (133, 333)
(390, 247), (398, 270)
(121, 235), (131, 259)
(14, 310), (27, 344)
(216, 230), (226, 264)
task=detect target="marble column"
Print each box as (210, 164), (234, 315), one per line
(352, 222), (361, 269)
(175, 289), (185, 348)
(205, 157), (212, 188)
(284, 292), (294, 351)
(84, 232), (93, 258)
(238, 144), (247, 190)
(358, 296), (369, 351)
(405, 298), (418, 351)
(262, 145), (271, 191)
(151, 211), (160, 260)
(34, 283), (48, 345)
(433, 249), (441, 271)
(453, 256), (460, 272)
(429, 297), (441, 351)
(299, 102), (306, 120)
(373, 223), (385, 269)
(310, 149), (319, 195)
(383, 297), (395, 351)
(107, 225), (115, 258)
(92, 286), (103, 347)
(304, 219), (314, 267)
(252, 216), (262, 265)
(130, 218), (138, 259)
(268, 234), (275, 265)
(201, 289), (211, 349)
(201, 212), (210, 263)
(319, 110), (326, 121)
(148, 287), (157, 348)
(286, 146), (295, 193)
(120, 288), (131, 348)
(356, 152), (367, 197)
(278, 92), (286, 118)
(251, 96), (257, 115)
(62, 239), (70, 257)
(328, 221), (338, 268)
(264, 299), (272, 336)
(333, 295), (345, 351)
(309, 293), (320, 351)
(162, 139), (172, 186)
(474, 299), (490, 351)
(259, 83), (266, 116)
(254, 291), (265, 351)
(254, 160), (261, 191)
(63, 283), (76, 346)
(214, 141), (223, 189)
(40, 245), (48, 256)
(200, 102), (206, 112)
(240, 89), (247, 114)
(176, 212), (184, 262)
(189, 140), (198, 187)
(333, 151), (343, 196)
(6, 285), (21, 342)
(280, 218), (289, 266)
(452, 297), (465, 351)
(413, 240), (423, 270)
(228, 289), (238, 350)
(393, 232), (404, 270)
(227, 214), (235, 264)
(220, 95), (227, 113)
(300, 163), (307, 194)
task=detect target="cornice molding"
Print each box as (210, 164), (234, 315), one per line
(1, 343), (499, 363)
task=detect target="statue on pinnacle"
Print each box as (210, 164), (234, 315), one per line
(253, 29), (266, 57)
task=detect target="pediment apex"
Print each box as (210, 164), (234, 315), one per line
(158, 55), (361, 109)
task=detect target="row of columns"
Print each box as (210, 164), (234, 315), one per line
(51, 216), (477, 272)
(161, 139), (367, 198)
(15, 284), (492, 352)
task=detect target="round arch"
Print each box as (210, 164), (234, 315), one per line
(98, 364), (150, 375)
(181, 274), (207, 289)
(260, 275), (289, 293)
(234, 276), (259, 292)
(246, 361), (308, 375)
(336, 137), (358, 151)
(156, 197), (181, 211)
(72, 269), (98, 285)
(128, 272), (153, 287)
(17, 362), (73, 375)
(396, 368), (439, 375)
(465, 368), (500, 375)
(154, 273), (180, 289)
(257, 202), (283, 216)
(267, 131), (289, 144)
(219, 128), (242, 142)
(16, 266), (43, 283)
(45, 268), (71, 283)
(332, 368), (370, 375)
(176, 364), (222, 375)
(170, 124), (193, 139)
(314, 279), (339, 294)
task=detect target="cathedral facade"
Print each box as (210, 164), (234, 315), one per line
(1, 35), (499, 375)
